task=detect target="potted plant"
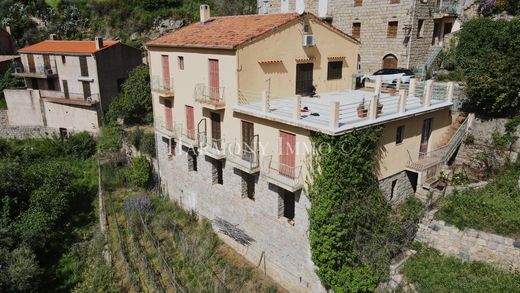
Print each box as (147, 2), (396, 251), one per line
(357, 98), (368, 118)
(377, 100), (384, 115)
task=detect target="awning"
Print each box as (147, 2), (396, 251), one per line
(327, 55), (346, 60)
(295, 56), (316, 62)
(258, 59), (283, 64)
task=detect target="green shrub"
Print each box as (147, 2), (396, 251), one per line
(140, 132), (156, 158)
(403, 244), (520, 293)
(97, 125), (123, 153)
(127, 156), (151, 188)
(64, 132), (97, 159)
(127, 127), (144, 150)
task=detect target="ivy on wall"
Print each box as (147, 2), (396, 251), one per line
(307, 127), (396, 292)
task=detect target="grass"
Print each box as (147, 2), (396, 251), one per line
(0, 97), (6, 110)
(436, 162), (520, 237)
(402, 244), (520, 293)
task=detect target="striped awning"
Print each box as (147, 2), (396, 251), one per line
(295, 56), (316, 62)
(258, 59), (283, 64)
(327, 55), (346, 60)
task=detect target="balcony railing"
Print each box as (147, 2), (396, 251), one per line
(434, 2), (460, 16)
(200, 136), (226, 159)
(151, 76), (175, 96)
(40, 90), (100, 102)
(227, 135), (260, 173)
(194, 83), (225, 109)
(154, 117), (179, 139)
(14, 64), (58, 78)
(263, 155), (303, 192)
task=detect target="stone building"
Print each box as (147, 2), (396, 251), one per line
(259, 0), (462, 75)
(147, 5), (456, 292)
(3, 38), (141, 134)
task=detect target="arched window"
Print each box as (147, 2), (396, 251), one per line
(382, 54), (398, 69)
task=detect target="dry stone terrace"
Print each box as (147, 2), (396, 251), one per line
(235, 79), (454, 135)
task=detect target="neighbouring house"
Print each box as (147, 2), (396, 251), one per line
(259, 0), (463, 76)
(3, 37), (142, 134)
(147, 5), (458, 292)
(0, 55), (19, 75)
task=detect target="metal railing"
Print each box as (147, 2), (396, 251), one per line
(154, 117), (178, 138)
(263, 155), (303, 191)
(14, 64), (57, 76)
(434, 1), (461, 15)
(227, 135), (260, 171)
(151, 76), (175, 95)
(194, 83), (225, 106)
(39, 89), (100, 101)
(200, 136), (226, 158)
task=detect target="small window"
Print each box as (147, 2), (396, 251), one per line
(390, 179), (398, 200)
(327, 61), (343, 80)
(211, 159), (223, 185)
(352, 22), (361, 38)
(396, 125), (405, 144)
(178, 56), (184, 70)
(417, 19), (424, 38)
(241, 172), (255, 200)
(188, 149), (197, 172)
(354, 0), (363, 6)
(387, 21), (398, 38)
(61, 56), (66, 64)
(279, 190), (295, 222)
(390, 0), (400, 3)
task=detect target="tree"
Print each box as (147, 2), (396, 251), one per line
(456, 17), (520, 117)
(107, 65), (152, 125)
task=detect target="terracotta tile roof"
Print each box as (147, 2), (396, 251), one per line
(147, 13), (300, 49)
(18, 40), (120, 54)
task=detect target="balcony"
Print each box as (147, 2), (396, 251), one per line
(151, 76), (175, 97)
(155, 117), (179, 139)
(194, 83), (225, 110)
(433, 1), (460, 18)
(200, 136), (226, 160)
(226, 135), (260, 174)
(262, 156), (303, 192)
(14, 64), (58, 78)
(40, 90), (100, 106)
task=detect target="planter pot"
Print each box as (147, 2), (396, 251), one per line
(357, 107), (368, 118)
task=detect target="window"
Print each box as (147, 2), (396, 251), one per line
(62, 80), (69, 98)
(352, 22), (361, 38)
(387, 21), (398, 38)
(79, 56), (88, 77)
(61, 55), (66, 64)
(163, 137), (176, 156)
(241, 172), (255, 200)
(211, 159), (223, 185)
(47, 78), (55, 90)
(354, 0), (363, 6)
(390, 0), (400, 3)
(382, 54), (398, 69)
(187, 149), (197, 172)
(178, 56), (184, 70)
(279, 190), (295, 223)
(417, 19), (424, 38)
(327, 61), (343, 80)
(390, 179), (398, 200)
(396, 125), (405, 144)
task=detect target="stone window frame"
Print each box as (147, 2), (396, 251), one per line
(352, 22), (361, 39)
(396, 125), (405, 145)
(387, 21), (399, 38)
(327, 61), (343, 80)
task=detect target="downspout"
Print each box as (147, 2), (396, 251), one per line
(406, 0), (417, 69)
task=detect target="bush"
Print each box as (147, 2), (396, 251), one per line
(64, 132), (97, 159)
(97, 125), (123, 153)
(402, 244), (520, 293)
(127, 156), (151, 188)
(127, 127), (144, 150)
(140, 132), (156, 158)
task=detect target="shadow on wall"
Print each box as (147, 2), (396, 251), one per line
(260, 62), (288, 74)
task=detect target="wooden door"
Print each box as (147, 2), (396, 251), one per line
(27, 54), (35, 73)
(164, 99), (173, 130)
(382, 55), (398, 69)
(419, 118), (432, 158)
(295, 63), (313, 96)
(63, 80), (69, 98)
(242, 121), (254, 162)
(185, 105), (195, 140)
(211, 112), (221, 149)
(79, 56), (88, 77)
(162, 55), (170, 90)
(208, 59), (220, 101)
(43, 55), (51, 71)
(279, 131), (296, 178)
(82, 81), (91, 100)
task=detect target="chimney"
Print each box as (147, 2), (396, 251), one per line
(200, 4), (210, 23)
(49, 34), (57, 40)
(95, 37), (104, 49)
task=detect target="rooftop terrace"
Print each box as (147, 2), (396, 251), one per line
(234, 79), (454, 135)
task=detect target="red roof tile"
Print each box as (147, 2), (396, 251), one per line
(19, 40), (120, 54)
(147, 13), (301, 49)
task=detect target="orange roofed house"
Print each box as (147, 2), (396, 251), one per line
(147, 5), (459, 292)
(3, 37), (141, 134)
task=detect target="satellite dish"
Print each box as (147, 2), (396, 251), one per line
(296, 0), (305, 15)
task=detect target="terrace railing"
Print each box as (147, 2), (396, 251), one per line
(151, 76), (175, 96)
(194, 83), (225, 108)
(227, 135), (260, 173)
(262, 155), (303, 192)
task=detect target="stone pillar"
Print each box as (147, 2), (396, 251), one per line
(409, 78), (416, 96)
(329, 101), (339, 129)
(368, 94), (378, 120)
(374, 76), (382, 97)
(396, 76), (402, 92)
(424, 79), (433, 107)
(447, 82), (454, 103)
(294, 95), (301, 120)
(262, 90), (270, 112)
(399, 90), (408, 113)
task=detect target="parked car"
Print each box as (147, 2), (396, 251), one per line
(361, 68), (415, 86)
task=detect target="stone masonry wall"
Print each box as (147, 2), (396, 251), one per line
(0, 110), (59, 139)
(379, 170), (415, 205)
(261, 0), (439, 73)
(416, 217), (520, 270)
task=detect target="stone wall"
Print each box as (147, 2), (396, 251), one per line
(379, 170), (416, 205)
(0, 111), (59, 139)
(416, 217), (520, 270)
